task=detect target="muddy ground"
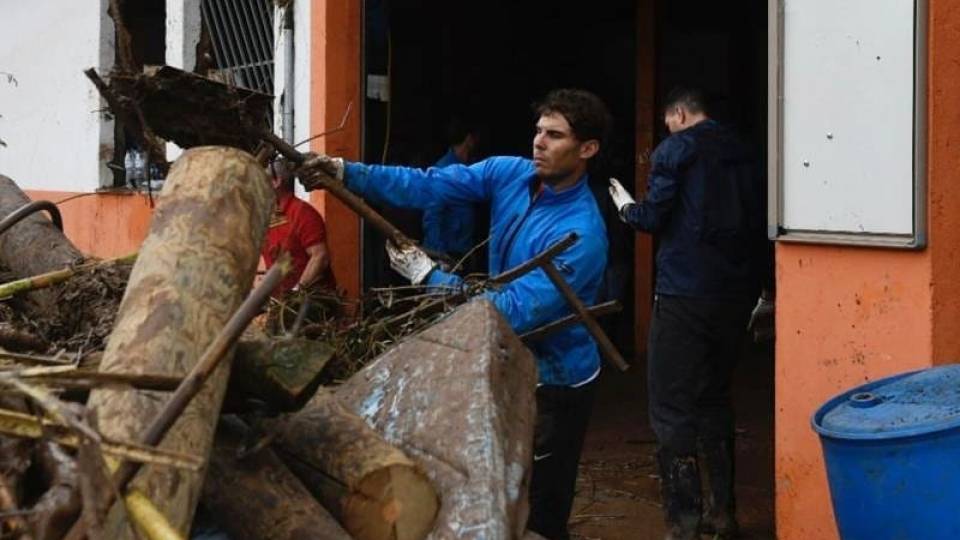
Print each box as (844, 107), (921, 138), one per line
(570, 341), (776, 540)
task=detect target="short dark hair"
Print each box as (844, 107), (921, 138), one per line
(535, 89), (612, 150)
(445, 115), (477, 147)
(268, 158), (296, 191)
(663, 86), (708, 115)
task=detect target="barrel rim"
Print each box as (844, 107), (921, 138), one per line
(811, 367), (960, 440)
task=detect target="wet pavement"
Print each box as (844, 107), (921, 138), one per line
(570, 341), (776, 539)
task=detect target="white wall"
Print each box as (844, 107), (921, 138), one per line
(0, 0), (115, 192)
(273, 0), (312, 198)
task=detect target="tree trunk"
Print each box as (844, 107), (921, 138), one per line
(227, 331), (336, 412)
(202, 416), (350, 540)
(0, 175), (84, 315)
(85, 146), (274, 539)
(273, 389), (439, 540)
(335, 299), (538, 539)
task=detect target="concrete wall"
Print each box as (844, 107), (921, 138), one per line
(775, 1), (960, 538)
(0, 0), (115, 192)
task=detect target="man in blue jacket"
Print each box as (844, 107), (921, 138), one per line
(608, 87), (768, 540)
(304, 89), (611, 540)
(422, 117), (481, 261)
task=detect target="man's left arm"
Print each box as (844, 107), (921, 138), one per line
(298, 243), (330, 288)
(417, 232), (606, 334)
(294, 204), (331, 288)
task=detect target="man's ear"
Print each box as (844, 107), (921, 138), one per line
(579, 139), (600, 160)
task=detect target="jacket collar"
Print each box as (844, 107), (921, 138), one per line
(528, 171), (591, 206)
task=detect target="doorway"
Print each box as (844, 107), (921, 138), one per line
(360, 1), (774, 537)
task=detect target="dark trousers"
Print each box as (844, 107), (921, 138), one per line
(647, 295), (753, 456)
(527, 381), (597, 540)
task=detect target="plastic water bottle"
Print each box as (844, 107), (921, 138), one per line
(125, 148), (144, 189)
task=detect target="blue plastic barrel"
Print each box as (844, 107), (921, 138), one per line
(812, 365), (960, 539)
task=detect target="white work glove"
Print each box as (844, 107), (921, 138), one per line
(299, 153), (345, 189)
(386, 241), (437, 285)
(608, 178), (637, 222)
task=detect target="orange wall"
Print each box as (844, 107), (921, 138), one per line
(775, 1), (960, 538)
(24, 190), (153, 257)
(310, 0), (362, 300)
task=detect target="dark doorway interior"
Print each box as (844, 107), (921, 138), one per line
(362, 0), (638, 355)
(572, 2), (773, 539)
(361, 0), (774, 537)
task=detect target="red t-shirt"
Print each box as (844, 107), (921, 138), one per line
(262, 193), (335, 293)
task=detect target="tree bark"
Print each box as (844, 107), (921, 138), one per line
(335, 299), (538, 539)
(273, 389), (439, 540)
(202, 416), (350, 540)
(227, 332), (336, 412)
(85, 146), (274, 539)
(0, 175), (84, 315)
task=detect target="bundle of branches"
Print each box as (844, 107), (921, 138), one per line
(264, 277), (486, 386)
(0, 257), (134, 356)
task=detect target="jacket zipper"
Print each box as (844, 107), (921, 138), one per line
(498, 192), (541, 274)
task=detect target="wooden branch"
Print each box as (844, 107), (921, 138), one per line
(0, 408), (202, 470)
(0, 253), (137, 299)
(520, 300), (622, 342)
(489, 232), (579, 285)
(260, 130), (418, 248)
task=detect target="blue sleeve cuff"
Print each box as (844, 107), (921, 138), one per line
(344, 162), (370, 195)
(425, 268), (466, 293)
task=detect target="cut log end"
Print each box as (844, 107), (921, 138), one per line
(344, 464), (440, 540)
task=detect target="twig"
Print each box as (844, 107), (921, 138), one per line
(488, 232), (579, 284)
(0, 252), (136, 299)
(520, 301), (622, 342)
(292, 101), (354, 148)
(0, 402), (202, 471)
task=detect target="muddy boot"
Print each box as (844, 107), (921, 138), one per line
(657, 450), (702, 540)
(699, 438), (739, 539)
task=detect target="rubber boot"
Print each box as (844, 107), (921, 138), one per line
(657, 450), (702, 540)
(699, 438), (739, 539)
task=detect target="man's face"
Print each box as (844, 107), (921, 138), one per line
(664, 106), (685, 134)
(532, 113), (594, 183)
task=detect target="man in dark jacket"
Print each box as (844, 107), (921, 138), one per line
(303, 89), (612, 540)
(608, 87), (767, 540)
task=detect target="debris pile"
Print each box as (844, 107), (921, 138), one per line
(0, 56), (619, 539)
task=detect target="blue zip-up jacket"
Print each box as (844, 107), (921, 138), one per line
(422, 148), (476, 255)
(623, 120), (766, 299)
(345, 156), (608, 386)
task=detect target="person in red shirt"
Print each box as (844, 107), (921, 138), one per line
(262, 159), (335, 295)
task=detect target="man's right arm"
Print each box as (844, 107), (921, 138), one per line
(344, 160), (494, 211)
(619, 136), (694, 232)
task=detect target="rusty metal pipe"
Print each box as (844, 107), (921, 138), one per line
(0, 201), (63, 236)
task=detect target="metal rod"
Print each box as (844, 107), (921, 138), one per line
(541, 262), (629, 371)
(0, 200), (62, 235)
(488, 232), (579, 284)
(520, 300), (622, 342)
(259, 130), (416, 247)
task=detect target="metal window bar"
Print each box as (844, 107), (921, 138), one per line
(201, 0), (275, 96)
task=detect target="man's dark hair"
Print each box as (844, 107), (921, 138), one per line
(663, 86), (709, 116)
(445, 115), (476, 147)
(535, 89), (612, 150)
(269, 158), (296, 191)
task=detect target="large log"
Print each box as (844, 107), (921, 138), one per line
(227, 330), (336, 412)
(202, 416), (350, 540)
(85, 146), (274, 538)
(273, 389), (439, 540)
(335, 299), (538, 539)
(0, 175), (84, 314)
